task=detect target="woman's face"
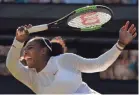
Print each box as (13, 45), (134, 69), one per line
(23, 39), (47, 68)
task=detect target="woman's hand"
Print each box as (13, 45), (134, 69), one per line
(118, 21), (137, 47)
(16, 24), (32, 43)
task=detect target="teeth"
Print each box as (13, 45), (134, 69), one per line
(25, 58), (32, 61)
(24, 56), (31, 60)
(26, 57), (31, 58)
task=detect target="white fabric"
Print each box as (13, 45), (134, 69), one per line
(6, 38), (122, 94)
(75, 82), (101, 94)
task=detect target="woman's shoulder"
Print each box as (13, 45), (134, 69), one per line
(56, 53), (79, 65)
(51, 53), (77, 59)
(51, 53), (80, 67)
(52, 53), (78, 71)
(59, 53), (77, 58)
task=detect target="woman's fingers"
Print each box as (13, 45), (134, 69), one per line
(132, 32), (137, 38)
(124, 21), (130, 31)
(131, 27), (136, 35)
(18, 26), (25, 31)
(120, 26), (125, 33)
(23, 24), (32, 29)
(128, 24), (134, 33)
(27, 24), (32, 28)
(24, 25), (27, 28)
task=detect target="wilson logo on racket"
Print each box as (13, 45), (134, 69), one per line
(80, 12), (100, 25)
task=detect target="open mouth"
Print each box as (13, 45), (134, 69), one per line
(25, 58), (33, 64)
(24, 56), (32, 61)
(26, 58), (32, 61)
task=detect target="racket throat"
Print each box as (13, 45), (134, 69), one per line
(48, 23), (59, 30)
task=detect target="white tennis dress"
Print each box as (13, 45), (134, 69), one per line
(6, 38), (124, 94)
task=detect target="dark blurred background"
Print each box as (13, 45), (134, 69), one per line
(0, 0), (138, 94)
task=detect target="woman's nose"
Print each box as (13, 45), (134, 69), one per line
(23, 49), (28, 55)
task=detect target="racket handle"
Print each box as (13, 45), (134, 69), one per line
(27, 24), (48, 34)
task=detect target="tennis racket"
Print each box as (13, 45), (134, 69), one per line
(27, 5), (113, 33)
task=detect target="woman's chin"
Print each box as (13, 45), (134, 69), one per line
(26, 59), (34, 68)
(28, 65), (34, 68)
(27, 64), (34, 68)
(26, 62), (34, 68)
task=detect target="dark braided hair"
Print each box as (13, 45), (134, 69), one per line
(30, 36), (67, 56)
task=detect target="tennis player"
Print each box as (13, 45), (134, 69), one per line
(6, 21), (136, 94)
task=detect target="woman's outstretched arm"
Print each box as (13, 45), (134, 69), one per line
(59, 21), (137, 73)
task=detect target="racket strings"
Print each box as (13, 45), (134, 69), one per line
(68, 12), (111, 29)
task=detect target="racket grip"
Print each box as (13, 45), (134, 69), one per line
(27, 24), (48, 34)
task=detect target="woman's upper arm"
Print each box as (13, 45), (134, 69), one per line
(7, 58), (32, 89)
(11, 61), (32, 87)
(59, 44), (122, 73)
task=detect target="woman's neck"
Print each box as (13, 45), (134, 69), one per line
(36, 56), (50, 73)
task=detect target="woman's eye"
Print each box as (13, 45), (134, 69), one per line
(27, 47), (33, 50)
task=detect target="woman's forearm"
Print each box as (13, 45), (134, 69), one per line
(6, 38), (24, 72)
